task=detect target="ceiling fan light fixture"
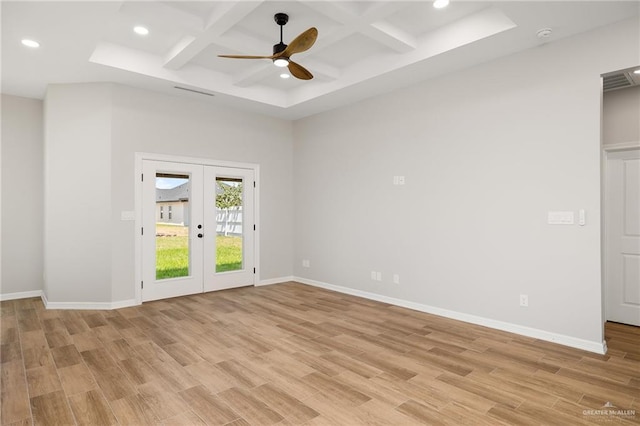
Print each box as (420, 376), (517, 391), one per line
(274, 58), (289, 67)
(280, 73), (290, 79)
(433, 0), (450, 9)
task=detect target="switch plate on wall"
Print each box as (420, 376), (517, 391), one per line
(548, 211), (574, 225)
(121, 211), (135, 221)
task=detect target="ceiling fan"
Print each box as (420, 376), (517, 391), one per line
(218, 13), (318, 80)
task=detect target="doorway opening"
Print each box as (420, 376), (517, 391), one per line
(601, 66), (640, 328)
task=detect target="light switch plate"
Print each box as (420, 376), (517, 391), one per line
(548, 211), (574, 225)
(121, 211), (135, 221)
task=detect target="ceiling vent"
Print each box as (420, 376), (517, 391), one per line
(174, 86), (215, 97)
(603, 69), (640, 92)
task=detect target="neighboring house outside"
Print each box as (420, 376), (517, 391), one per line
(156, 182), (190, 226)
(155, 181), (242, 235)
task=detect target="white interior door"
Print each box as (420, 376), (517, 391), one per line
(142, 160), (204, 302)
(142, 160), (255, 302)
(204, 167), (255, 292)
(605, 148), (640, 326)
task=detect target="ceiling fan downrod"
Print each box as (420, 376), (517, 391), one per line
(273, 13), (289, 56)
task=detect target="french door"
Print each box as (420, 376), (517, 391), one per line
(142, 160), (255, 302)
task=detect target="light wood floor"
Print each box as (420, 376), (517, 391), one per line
(1, 282), (639, 425)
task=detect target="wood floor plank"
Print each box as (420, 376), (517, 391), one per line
(437, 372), (524, 409)
(218, 387), (284, 425)
(160, 410), (208, 425)
(2, 283), (639, 425)
(137, 379), (192, 421)
(118, 355), (163, 386)
(251, 383), (319, 424)
(50, 344), (83, 369)
(30, 390), (75, 426)
(57, 363), (98, 396)
(110, 393), (159, 425)
(215, 359), (268, 389)
(396, 399), (450, 425)
(179, 385), (240, 425)
(302, 372), (371, 407)
(371, 372), (451, 410)
(67, 389), (118, 425)
(0, 360), (31, 424)
(25, 364), (63, 398)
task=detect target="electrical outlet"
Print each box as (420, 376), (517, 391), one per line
(371, 271), (377, 280)
(393, 274), (400, 284)
(393, 176), (406, 185)
(520, 294), (529, 307)
(302, 259), (310, 268)
(376, 272), (382, 281)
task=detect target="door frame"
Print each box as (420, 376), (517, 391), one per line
(602, 142), (640, 326)
(134, 152), (260, 305)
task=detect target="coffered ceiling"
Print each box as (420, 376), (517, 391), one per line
(2, 1), (638, 119)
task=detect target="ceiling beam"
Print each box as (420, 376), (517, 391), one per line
(300, 60), (341, 81)
(303, 0), (414, 54)
(233, 63), (274, 87)
(163, 1), (263, 70)
(365, 21), (417, 53)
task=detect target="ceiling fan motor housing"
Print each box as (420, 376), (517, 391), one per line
(273, 42), (287, 56)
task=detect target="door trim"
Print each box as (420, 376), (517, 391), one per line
(603, 141), (640, 152)
(134, 152), (260, 305)
(602, 143), (640, 324)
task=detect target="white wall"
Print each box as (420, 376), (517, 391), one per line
(109, 85), (293, 302)
(293, 18), (639, 348)
(42, 84), (294, 304)
(44, 84), (113, 303)
(1, 95), (44, 296)
(603, 85), (640, 145)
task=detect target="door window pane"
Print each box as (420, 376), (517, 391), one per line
(156, 173), (190, 279)
(215, 177), (243, 272)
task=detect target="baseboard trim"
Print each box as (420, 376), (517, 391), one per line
(294, 277), (607, 355)
(256, 276), (295, 287)
(42, 295), (138, 310)
(0, 290), (43, 301)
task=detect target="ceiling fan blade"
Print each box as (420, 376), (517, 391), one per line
(280, 27), (318, 58)
(218, 54), (274, 59)
(288, 60), (314, 80)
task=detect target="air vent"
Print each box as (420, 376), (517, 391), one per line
(174, 86), (215, 97)
(603, 69), (640, 92)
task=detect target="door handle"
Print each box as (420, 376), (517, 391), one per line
(197, 233), (203, 238)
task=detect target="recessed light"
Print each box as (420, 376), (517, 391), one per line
(280, 73), (290, 79)
(133, 26), (149, 36)
(634, 69), (640, 75)
(433, 0), (450, 9)
(21, 39), (40, 48)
